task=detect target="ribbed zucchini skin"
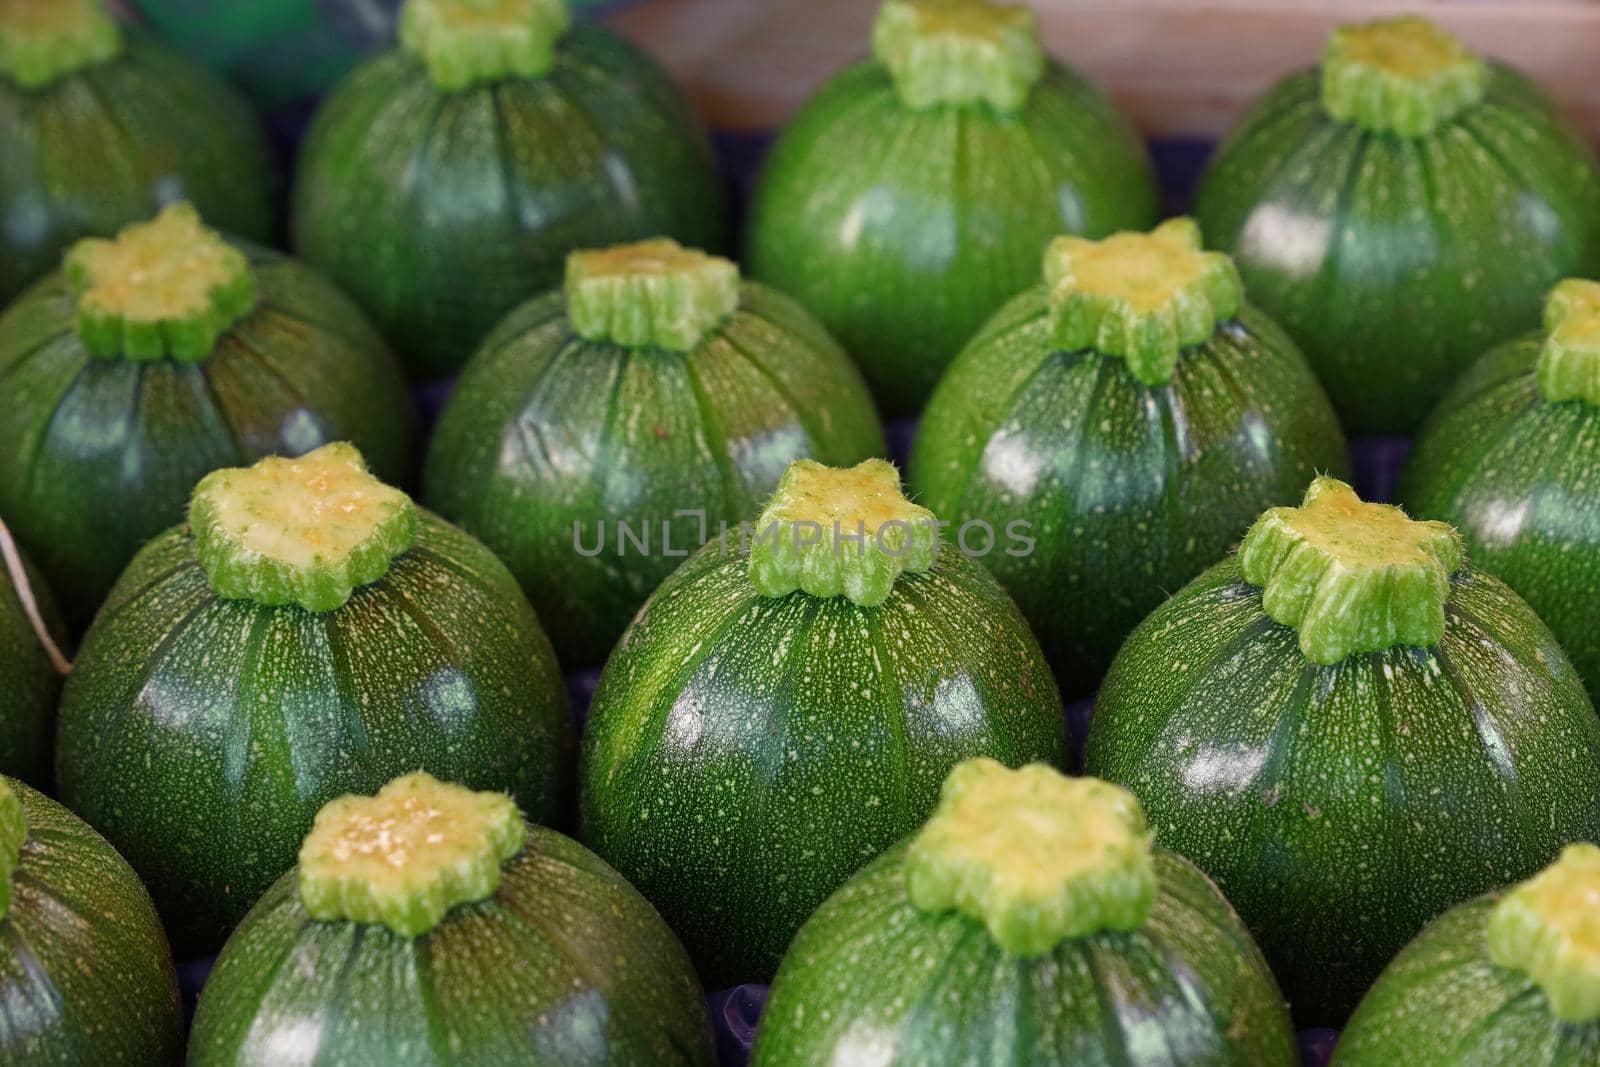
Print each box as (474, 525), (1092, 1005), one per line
(56, 511), (571, 956)
(0, 776), (182, 1066)
(0, 545), (64, 787)
(292, 23), (727, 382)
(753, 842), (1296, 1067)
(0, 34), (275, 304)
(1194, 67), (1600, 436)
(1399, 333), (1600, 701)
(1084, 558), (1600, 1025)
(188, 822), (714, 1067)
(423, 282), (887, 668)
(911, 296), (1348, 693)
(579, 541), (1067, 989)
(0, 241), (416, 630)
(1334, 895), (1600, 1067)
(746, 60), (1158, 416)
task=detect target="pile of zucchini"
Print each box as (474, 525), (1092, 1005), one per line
(3, 1), (1600, 1064)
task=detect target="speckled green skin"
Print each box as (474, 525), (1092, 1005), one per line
(292, 23), (727, 383)
(189, 822), (713, 1067)
(0, 776), (182, 1066)
(1399, 333), (1600, 701)
(56, 510), (571, 957)
(746, 59), (1157, 417)
(752, 840), (1295, 1066)
(1335, 893), (1600, 1066)
(579, 540), (1067, 989)
(911, 297), (1348, 694)
(423, 282), (887, 668)
(1194, 66), (1600, 437)
(0, 544), (64, 787)
(1084, 557), (1600, 1026)
(0, 240), (416, 631)
(0, 33), (276, 305)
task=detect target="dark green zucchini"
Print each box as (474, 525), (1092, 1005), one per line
(423, 239), (886, 667)
(1084, 477), (1600, 1024)
(746, 0), (1157, 415)
(292, 0), (727, 381)
(911, 217), (1348, 692)
(189, 772), (714, 1066)
(1335, 844), (1600, 1066)
(753, 759), (1296, 1066)
(56, 443), (570, 955)
(1194, 14), (1600, 436)
(580, 459), (1067, 988)
(0, 203), (415, 629)
(0, 0), (275, 303)
(1400, 278), (1600, 701)
(0, 535), (65, 786)
(0, 774), (182, 1065)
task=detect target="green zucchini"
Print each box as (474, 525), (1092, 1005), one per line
(1084, 477), (1600, 1024)
(1400, 278), (1600, 701)
(911, 217), (1348, 691)
(423, 239), (886, 667)
(752, 759), (1296, 1066)
(189, 772), (714, 1066)
(1335, 844), (1600, 1066)
(0, 774), (182, 1065)
(745, 0), (1158, 415)
(1194, 14), (1600, 436)
(580, 459), (1067, 988)
(292, 0), (727, 382)
(0, 203), (415, 630)
(0, 536), (64, 786)
(0, 0), (275, 304)
(56, 444), (570, 956)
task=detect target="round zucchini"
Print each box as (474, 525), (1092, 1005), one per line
(1084, 477), (1600, 1025)
(423, 239), (886, 668)
(0, 203), (415, 629)
(0, 535), (65, 787)
(1400, 278), (1600, 701)
(0, 0), (275, 303)
(753, 759), (1296, 1066)
(0, 774), (182, 1065)
(292, 0), (728, 382)
(911, 218), (1348, 692)
(1193, 15), (1600, 436)
(1335, 844), (1600, 1066)
(189, 772), (714, 1066)
(56, 443), (570, 956)
(580, 459), (1067, 988)
(746, 0), (1158, 415)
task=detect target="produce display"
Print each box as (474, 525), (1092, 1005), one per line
(1401, 277), (1600, 700)
(424, 239), (885, 667)
(5, 0), (1600, 1060)
(189, 772), (715, 1065)
(1334, 843), (1600, 1066)
(0, 774), (182, 1065)
(746, 0), (1157, 415)
(55, 443), (570, 954)
(0, 0), (276, 304)
(1086, 477), (1600, 1024)
(293, 0), (727, 381)
(580, 459), (1067, 987)
(1195, 15), (1600, 435)
(0, 538), (64, 786)
(0, 202), (415, 628)
(753, 758), (1297, 1066)
(912, 217), (1347, 690)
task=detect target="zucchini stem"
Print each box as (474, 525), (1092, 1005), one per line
(1488, 843), (1600, 1024)
(1537, 279), (1600, 408)
(904, 759), (1156, 956)
(1320, 15), (1487, 138)
(0, 0), (120, 90)
(1237, 477), (1464, 665)
(399, 0), (570, 91)
(872, 0), (1044, 113)
(565, 239), (739, 352)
